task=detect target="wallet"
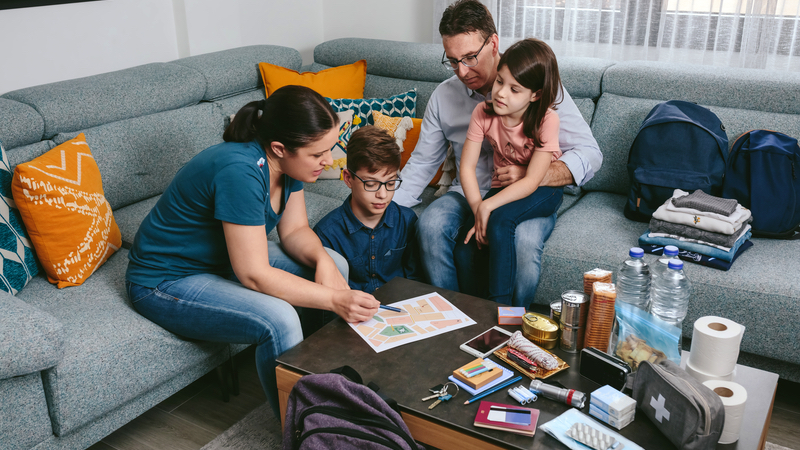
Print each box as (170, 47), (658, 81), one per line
(579, 347), (631, 391)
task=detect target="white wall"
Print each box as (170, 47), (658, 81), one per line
(322, 0), (433, 44)
(0, 0), (432, 95)
(0, 0), (180, 94)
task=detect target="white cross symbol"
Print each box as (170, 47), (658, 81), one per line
(650, 394), (671, 422)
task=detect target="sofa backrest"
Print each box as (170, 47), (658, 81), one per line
(0, 45), (302, 211)
(585, 61), (800, 195)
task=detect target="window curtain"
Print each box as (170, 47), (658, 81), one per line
(433, 0), (800, 71)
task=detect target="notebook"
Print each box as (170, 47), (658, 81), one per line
(448, 365), (514, 396)
(474, 401), (540, 437)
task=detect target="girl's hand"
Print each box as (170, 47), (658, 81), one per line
(464, 225), (481, 249)
(315, 258), (350, 291)
(331, 290), (380, 323)
(474, 202), (495, 247)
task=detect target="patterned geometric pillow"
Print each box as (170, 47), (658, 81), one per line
(318, 110), (355, 180)
(327, 89), (417, 132)
(0, 140), (39, 294)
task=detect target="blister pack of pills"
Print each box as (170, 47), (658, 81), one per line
(565, 423), (624, 450)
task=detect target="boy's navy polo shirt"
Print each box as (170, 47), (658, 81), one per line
(314, 195), (421, 294)
(127, 140), (303, 288)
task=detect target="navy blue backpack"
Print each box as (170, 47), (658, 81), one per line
(624, 100), (729, 222)
(722, 130), (800, 239)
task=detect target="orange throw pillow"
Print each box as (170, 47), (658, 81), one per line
(259, 60), (367, 99)
(11, 134), (121, 288)
(372, 112), (444, 186)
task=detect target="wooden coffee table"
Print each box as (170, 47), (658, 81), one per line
(276, 278), (777, 449)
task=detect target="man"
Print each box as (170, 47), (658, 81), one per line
(392, 0), (602, 307)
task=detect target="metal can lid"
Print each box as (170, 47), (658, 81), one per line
(549, 300), (562, 312)
(561, 290), (587, 304)
(522, 312), (560, 340)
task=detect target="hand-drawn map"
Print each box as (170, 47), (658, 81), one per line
(350, 292), (476, 353)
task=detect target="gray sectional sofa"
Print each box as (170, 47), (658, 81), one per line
(1, 37), (798, 450)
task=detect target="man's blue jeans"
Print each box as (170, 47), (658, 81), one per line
(417, 191), (557, 307)
(126, 242), (347, 417)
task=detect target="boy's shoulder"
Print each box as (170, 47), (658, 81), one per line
(388, 202), (418, 225)
(313, 199), (350, 232)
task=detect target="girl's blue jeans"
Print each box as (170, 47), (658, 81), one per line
(126, 242), (346, 417)
(483, 186), (563, 305)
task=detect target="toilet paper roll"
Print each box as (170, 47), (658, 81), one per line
(703, 380), (747, 444)
(684, 360), (734, 383)
(688, 316), (745, 376)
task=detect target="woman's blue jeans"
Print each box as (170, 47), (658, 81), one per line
(483, 186), (563, 305)
(126, 242), (347, 417)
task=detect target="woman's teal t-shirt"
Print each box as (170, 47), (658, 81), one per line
(126, 141), (303, 288)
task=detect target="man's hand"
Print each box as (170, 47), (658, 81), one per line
(315, 258), (350, 291)
(331, 290), (380, 323)
(496, 161), (576, 188)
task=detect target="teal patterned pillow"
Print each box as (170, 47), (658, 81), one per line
(0, 141), (38, 294)
(327, 89), (416, 131)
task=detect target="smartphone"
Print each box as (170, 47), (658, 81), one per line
(459, 326), (513, 358)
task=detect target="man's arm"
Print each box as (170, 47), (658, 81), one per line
(393, 89), (451, 208)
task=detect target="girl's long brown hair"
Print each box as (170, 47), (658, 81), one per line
(484, 38), (562, 149)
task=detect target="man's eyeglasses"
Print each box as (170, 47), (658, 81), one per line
(348, 170), (402, 192)
(441, 37), (490, 71)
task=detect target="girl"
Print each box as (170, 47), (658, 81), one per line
(460, 38), (564, 305)
(125, 86), (379, 416)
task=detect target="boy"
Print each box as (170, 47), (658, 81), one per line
(314, 126), (422, 293)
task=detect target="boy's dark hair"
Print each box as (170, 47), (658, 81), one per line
(346, 126), (402, 174)
(223, 85), (339, 153)
(484, 38), (563, 149)
(439, 0), (497, 40)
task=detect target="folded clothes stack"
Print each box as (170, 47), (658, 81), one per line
(638, 189), (754, 270)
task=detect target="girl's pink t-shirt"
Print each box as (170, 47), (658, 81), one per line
(466, 103), (561, 188)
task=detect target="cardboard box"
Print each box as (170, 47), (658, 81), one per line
(498, 307), (526, 325)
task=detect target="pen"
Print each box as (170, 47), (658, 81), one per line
(464, 376), (523, 404)
(379, 304), (404, 313)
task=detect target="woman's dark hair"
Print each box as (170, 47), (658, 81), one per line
(439, 0), (497, 40)
(484, 38), (562, 149)
(223, 85), (339, 153)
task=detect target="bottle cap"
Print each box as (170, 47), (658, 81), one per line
(668, 260), (684, 270)
(664, 245), (679, 256)
(629, 247), (644, 258)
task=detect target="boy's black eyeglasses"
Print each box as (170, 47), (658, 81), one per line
(441, 37), (490, 71)
(348, 170), (402, 191)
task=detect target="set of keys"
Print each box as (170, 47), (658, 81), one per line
(422, 382), (459, 410)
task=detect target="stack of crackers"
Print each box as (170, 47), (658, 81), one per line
(584, 282), (617, 352)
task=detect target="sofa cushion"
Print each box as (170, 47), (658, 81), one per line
(0, 98), (44, 150)
(260, 59), (366, 99)
(2, 63), (207, 140)
(318, 110), (355, 180)
(113, 195), (161, 245)
(172, 45), (303, 101)
(5, 140), (55, 170)
(0, 141), (39, 294)
(535, 191), (800, 365)
(214, 89), (266, 119)
(0, 292), (63, 378)
(53, 103), (225, 210)
(557, 57), (616, 100)
(327, 89), (417, 131)
(16, 250), (229, 436)
(603, 60), (800, 115)
(12, 134), (122, 288)
(0, 373), (52, 450)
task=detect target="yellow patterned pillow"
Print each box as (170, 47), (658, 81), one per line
(11, 134), (121, 288)
(372, 111), (445, 186)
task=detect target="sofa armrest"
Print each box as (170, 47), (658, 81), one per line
(0, 291), (64, 378)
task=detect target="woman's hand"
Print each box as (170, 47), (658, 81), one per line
(331, 290), (380, 323)
(315, 257), (350, 291)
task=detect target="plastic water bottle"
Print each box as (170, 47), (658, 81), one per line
(651, 245), (680, 281)
(616, 247), (651, 309)
(649, 260), (692, 326)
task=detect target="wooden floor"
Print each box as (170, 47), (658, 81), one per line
(90, 347), (800, 450)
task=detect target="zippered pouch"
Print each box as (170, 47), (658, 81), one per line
(632, 360), (725, 450)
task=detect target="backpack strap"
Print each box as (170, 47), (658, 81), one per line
(329, 365), (363, 385)
(367, 381), (401, 414)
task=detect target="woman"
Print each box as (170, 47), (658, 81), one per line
(125, 85), (379, 415)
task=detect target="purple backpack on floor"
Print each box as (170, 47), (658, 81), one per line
(283, 366), (424, 450)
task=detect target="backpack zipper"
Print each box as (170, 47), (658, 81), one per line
(298, 427), (405, 450)
(296, 405), (416, 449)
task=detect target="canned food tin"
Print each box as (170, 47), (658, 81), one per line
(560, 324), (584, 353)
(521, 313), (560, 345)
(560, 290), (589, 327)
(549, 300), (562, 324)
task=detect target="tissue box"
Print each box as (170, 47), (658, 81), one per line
(498, 307), (526, 325)
(590, 385), (637, 420)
